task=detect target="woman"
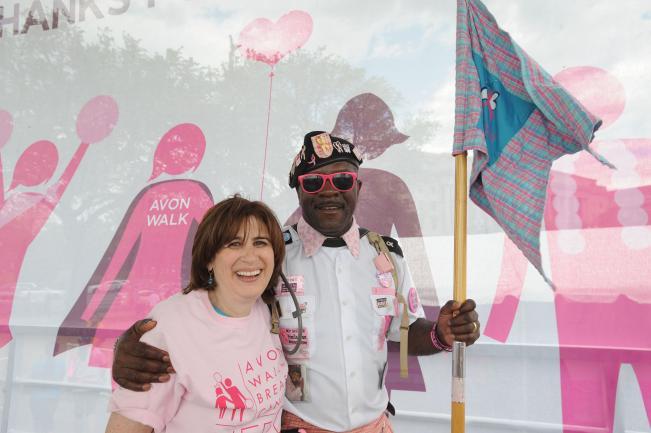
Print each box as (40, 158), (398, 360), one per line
(105, 196), (288, 433)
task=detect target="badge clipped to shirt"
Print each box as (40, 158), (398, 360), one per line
(371, 287), (396, 316)
(376, 297), (388, 309)
(286, 364), (310, 403)
(376, 271), (394, 288)
(278, 295), (314, 319)
(280, 327), (310, 360)
(373, 252), (394, 274)
(276, 275), (304, 297)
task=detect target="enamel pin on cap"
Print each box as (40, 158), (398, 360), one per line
(311, 132), (334, 159)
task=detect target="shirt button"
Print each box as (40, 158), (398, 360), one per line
(342, 300), (348, 306)
(350, 371), (356, 378)
(345, 335), (352, 341)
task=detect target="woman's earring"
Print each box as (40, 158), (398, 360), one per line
(207, 269), (215, 287)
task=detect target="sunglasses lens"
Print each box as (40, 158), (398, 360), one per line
(301, 175), (324, 193)
(332, 173), (355, 191)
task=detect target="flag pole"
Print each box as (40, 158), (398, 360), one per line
(452, 152), (468, 433)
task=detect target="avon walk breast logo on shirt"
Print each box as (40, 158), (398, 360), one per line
(242, 347), (286, 416)
(212, 346), (286, 431)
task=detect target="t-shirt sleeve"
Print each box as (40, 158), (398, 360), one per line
(388, 253), (426, 342)
(108, 307), (185, 432)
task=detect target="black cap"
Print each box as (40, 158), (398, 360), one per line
(288, 131), (363, 188)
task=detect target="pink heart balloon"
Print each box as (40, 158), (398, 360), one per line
(239, 10), (313, 66)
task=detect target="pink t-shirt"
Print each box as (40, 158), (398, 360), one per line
(109, 290), (287, 433)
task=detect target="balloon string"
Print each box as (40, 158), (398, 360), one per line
(260, 70), (275, 200)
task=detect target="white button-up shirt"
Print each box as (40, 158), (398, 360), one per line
(278, 219), (425, 431)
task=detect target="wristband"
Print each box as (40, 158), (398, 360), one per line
(430, 323), (452, 352)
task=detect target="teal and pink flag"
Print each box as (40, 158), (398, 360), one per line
(453, 0), (612, 284)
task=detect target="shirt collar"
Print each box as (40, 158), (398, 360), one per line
(297, 217), (360, 258)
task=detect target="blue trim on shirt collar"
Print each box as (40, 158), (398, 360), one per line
(212, 304), (230, 317)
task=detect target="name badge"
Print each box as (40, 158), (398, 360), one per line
(371, 289), (396, 316)
(376, 271), (394, 288)
(276, 275), (304, 296)
(280, 328), (310, 359)
(278, 295), (314, 319)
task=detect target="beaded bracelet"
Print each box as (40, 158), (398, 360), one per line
(430, 322), (452, 352)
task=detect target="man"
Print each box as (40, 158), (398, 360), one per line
(112, 131), (480, 432)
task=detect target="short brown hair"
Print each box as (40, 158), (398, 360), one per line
(184, 195), (285, 302)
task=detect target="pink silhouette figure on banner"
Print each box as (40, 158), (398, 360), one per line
(238, 10), (313, 199)
(485, 67), (651, 433)
(0, 96), (118, 348)
(0, 109), (14, 206)
(54, 123), (213, 368)
(285, 93), (439, 392)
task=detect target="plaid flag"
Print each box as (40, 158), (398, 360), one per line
(453, 0), (613, 285)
